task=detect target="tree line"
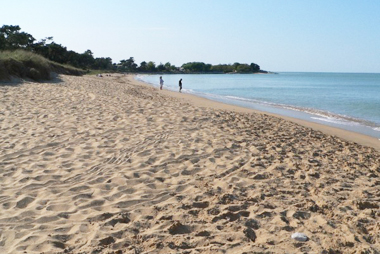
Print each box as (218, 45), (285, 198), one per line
(0, 25), (265, 73)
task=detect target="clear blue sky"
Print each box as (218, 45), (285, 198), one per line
(3, 0), (380, 72)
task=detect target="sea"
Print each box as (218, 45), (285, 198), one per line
(136, 73), (380, 139)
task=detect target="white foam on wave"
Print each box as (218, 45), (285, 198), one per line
(224, 95), (358, 125)
(310, 116), (360, 126)
(225, 95), (282, 107)
(182, 88), (194, 93)
(225, 95), (253, 102)
(224, 94), (374, 130)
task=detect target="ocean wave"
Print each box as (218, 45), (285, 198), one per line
(223, 95), (378, 128)
(225, 95), (276, 105)
(223, 94), (380, 131)
(224, 95), (347, 121)
(310, 116), (361, 126)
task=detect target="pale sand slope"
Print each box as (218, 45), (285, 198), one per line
(0, 74), (379, 254)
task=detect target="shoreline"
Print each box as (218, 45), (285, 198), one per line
(133, 75), (380, 151)
(136, 73), (380, 141)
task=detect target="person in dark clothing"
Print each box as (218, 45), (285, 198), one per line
(179, 78), (182, 93)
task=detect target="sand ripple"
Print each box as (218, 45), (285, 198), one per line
(0, 75), (379, 253)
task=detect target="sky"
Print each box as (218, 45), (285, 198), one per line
(2, 0), (380, 72)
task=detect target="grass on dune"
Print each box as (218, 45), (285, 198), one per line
(0, 50), (84, 81)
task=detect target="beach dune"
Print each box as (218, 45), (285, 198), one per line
(0, 74), (379, 253)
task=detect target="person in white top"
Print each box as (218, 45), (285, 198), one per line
(159, 76), (164, 90)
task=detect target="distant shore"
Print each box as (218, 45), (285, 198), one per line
(119, 70), (273, 75)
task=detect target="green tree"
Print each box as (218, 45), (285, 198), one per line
(0, 25), (35, 50)
(250, 63), (260, 72)
(120, 57), (137, 72)
(92, 57), (113, 70)
(65, 50), (81, 67)
(211, 64), (233, 73)
(157, 63), (165, 72)
(164, 62), (175, 71)
(236, 64), (251, 73)
(32, 36), (54, 58)
(232, 62), (241, 72)
(182, 62), (211, 72)
(45, 42), (68, 64)
(139, 61), (147, 72)
(146, 61), (156, 72)
(78, 50), (95, 69)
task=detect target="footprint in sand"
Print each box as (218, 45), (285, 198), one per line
(16, 196), (35, 209)
(88, 93), (96, 100)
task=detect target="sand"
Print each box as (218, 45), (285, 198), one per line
(0, 74), (379, 254)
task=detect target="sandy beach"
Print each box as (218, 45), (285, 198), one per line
(0, 74), (379, 254)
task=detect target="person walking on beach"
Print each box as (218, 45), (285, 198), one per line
(159, 76), (164, 90)
(179, 78), (183, 93)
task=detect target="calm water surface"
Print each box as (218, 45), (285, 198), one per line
(137, 73), (380, 139)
